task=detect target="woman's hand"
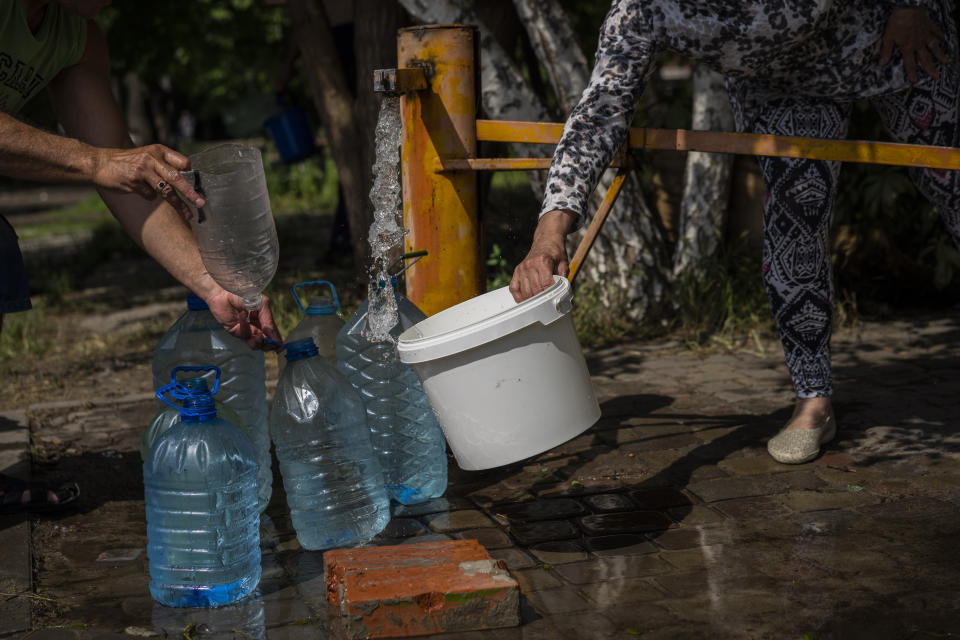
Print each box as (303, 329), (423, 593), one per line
(509, 210), (577, 302)
(880, 6), (948, 83)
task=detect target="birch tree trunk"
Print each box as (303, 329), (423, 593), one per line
(512, 0), (671, 319)
(402, 0), (672, 319)
(672, 66), (735, 280)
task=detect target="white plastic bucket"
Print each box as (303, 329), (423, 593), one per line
(397, 276), (600, 470)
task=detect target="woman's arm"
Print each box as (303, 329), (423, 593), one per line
(510, 0), (657, 301)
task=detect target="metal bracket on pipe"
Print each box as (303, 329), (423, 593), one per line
(373, 68), (428, 95)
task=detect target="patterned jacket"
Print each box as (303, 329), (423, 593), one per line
(541, 0), (941, 225)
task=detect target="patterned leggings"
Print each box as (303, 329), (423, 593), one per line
(740, 62), (960, 398)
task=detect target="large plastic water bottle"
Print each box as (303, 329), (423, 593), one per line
(144, 366), (261, 607)
(336, 280), (447, 505)
(285, 280), (343, 362)
(141, 376), (247, 462)
(185, 143), (279, 311)
(152, 295), (272, 512)
(271, 337), (389, 550)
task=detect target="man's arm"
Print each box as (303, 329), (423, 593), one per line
(43, 20), (281, 348)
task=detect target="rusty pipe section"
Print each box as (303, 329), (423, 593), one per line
(373, 68), (428, 96)
(398, 25), (481, 315)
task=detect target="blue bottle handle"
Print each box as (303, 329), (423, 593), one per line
(169, 365), (221, 394)
(291, 280), (340, 315)
(156, 366), (222, 412)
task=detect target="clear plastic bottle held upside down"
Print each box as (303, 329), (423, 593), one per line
(184, 143), (279, 311)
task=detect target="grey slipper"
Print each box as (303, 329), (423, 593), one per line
(767, 410), (837, 464)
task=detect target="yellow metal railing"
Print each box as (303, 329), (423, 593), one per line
(385, 30), (960, 313)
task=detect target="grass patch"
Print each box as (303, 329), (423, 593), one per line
(571, 279), (644, 348)
(14, 193), (111, 242)
(672, 230), (772, 344)
(0, 301), (55, 362)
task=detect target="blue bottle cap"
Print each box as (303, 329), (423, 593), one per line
(284, 337), (319, 362)
(180, 393), (217, 422)
(187, 295), (209, 311)
(156, 366), (221, 421)
(179, 378), (209, 393)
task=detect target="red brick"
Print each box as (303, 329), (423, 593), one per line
(324, 539), (520, 639)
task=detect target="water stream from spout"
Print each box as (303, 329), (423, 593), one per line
(364, 95), (404, 343)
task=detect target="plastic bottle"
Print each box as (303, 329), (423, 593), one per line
(185, 143), (279, 311)
(152, 295), (272, 512)
(141, 376), (248, 462)
(285, 280), (343, 362)
(336, 280), (448, 505)
(144, 367), (261, 608)
(271, 337), (389, 550)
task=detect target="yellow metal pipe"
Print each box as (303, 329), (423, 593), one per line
(474, 119), (960, 171)
(476, 119), (565, 145)
(567, 166), (631, 284)
(436, 157), (635, 171)
(399, 26), (482, 315)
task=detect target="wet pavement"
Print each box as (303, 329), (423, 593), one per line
(3, 314), (960, 639)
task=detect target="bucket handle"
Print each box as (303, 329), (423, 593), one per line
(530, 276), (573, 327)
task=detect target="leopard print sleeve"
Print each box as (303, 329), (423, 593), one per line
(539, 0), (657, 228)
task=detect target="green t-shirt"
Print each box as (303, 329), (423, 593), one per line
(0, 1), (86, 115)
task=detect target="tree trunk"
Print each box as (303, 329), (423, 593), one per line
(512, 0), (672, 319)
(511, 0), (589, 114)
(672, 66), (735, 280)
(287, 0), (370, 276)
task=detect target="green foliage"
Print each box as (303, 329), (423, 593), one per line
(97, 1), (292, 124)
(571, 279), (642, 347)
(0, 302), (52, 361)
(486, 243), (512, 290)
(265, 152), (340, 215)
(262, 280), (302, 337)
(834, 101), (960, 308)
(672, 230), (771, 341)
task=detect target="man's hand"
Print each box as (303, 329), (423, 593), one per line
(205, 290), (284, 351)
(91, 145), (206, 221)
(880, 6), (948, 83)
(509, 209), (577, 302)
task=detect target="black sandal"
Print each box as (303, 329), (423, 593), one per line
(0, 479), (80, 514)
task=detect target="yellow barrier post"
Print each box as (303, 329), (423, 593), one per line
(398, 25), (482, 315)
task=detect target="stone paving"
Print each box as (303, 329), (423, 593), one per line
(2, 314), (960, 639)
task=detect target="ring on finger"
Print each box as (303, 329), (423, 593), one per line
(156, 180), (167, 192)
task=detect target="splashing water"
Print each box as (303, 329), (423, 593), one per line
(364, 96), (404, 343)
